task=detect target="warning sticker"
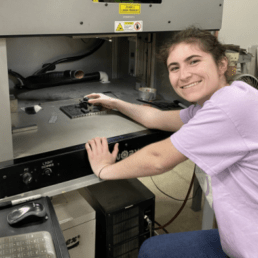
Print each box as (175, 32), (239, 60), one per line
(115, 21), (143, 33)
(116, 23), (124, 32)
(119, 4), (141, 14)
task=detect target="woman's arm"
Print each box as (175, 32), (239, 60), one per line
(86, 93), (184, 132)
(85, 137), (187, 180)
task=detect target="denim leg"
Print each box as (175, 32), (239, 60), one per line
(138, 229), (228, 258)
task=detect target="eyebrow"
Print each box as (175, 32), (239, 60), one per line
(167, 55), (202, 69)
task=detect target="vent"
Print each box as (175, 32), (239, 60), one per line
(112, 238), (139, 257)
(231, 74), (258, 90)
(113, 207), (139, 224)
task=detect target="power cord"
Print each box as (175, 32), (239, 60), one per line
(151, 175), (201, 202)
(153, 169), (196, 231)
(154, 221), (169, 234)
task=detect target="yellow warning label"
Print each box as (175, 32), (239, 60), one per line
(116, 23), (124, 31)
(92, 0), (99, 2)
(119, 4), (141, 14)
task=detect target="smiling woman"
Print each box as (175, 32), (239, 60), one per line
(158, 26), (229, 77)
(166, 42), (229, 106)
(158, 27), (230, 106)
(137, 27), (258, 258)
(86, 27), (258, 258)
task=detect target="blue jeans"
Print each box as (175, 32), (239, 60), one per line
(138, 229), (229, 258)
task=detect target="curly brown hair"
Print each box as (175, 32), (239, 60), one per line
(158, 26), (229, 82)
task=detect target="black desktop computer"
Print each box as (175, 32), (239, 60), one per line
(79, 178), (155, 258)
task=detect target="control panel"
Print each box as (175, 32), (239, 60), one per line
(0, 130), (171, 199)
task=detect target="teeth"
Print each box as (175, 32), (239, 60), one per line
(182, 81), (201, 89)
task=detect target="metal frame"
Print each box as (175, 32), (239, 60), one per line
(0, 0), (224, 162)
(0, 39), (13, 163)
(0, 0), (224, 210)
(0, 0), (224, 36)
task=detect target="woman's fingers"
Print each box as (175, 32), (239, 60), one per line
(87, 94), (104, 105)
(101, 137), (109, 151)
(85, 93), (100, 99)
(112, 143), (119, 159)
(94, 137), (104, 153)
(85, 142), (91, 152)
(89, 138), (100, 155)
(87, 137), (106, 153)
(85, 142), (93, 159)
(86, 137), (118, 158)
(85, 137), (119, 176)
(85, 93), (115, 109)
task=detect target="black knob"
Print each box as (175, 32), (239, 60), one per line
(44, 168), (52, 176)
(23, 172), (33, 185)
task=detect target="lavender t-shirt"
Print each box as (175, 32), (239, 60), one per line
(171, 81), (258, 258)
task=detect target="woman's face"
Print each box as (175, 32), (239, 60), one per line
(167, 42), (228, 106)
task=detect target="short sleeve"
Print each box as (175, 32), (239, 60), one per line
(171, 102), (249, 176)
(180, 104), (202, 124)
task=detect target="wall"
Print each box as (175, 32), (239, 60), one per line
(219, 0), (258, 49)
(218, 0), (258, 77)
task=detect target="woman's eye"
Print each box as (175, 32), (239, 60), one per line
(170, 67), (179, 72)
(190, 60), (200, 65)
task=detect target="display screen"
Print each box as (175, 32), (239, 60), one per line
(97, 0), (162, 3)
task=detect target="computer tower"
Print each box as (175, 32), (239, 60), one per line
(79, 179), (155, 258)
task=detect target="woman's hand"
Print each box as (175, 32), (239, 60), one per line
(85, 137), (119, 177)
(85, 93), (117, 110)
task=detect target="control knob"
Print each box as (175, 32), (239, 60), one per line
(44, 168), (52, 176)
(23, 172), (33, 185)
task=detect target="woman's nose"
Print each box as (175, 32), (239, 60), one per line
(179, 68), (191, 81)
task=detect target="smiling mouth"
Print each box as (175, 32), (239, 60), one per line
(181, 80), (202, 89)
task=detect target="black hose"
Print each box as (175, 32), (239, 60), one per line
(24, 72), (101, 89)
(8, 39), (105, 89)
(33, 39), (105, 75)
(26, 70), (84, 83)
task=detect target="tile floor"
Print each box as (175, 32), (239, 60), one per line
(138, 160), (205, 235)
